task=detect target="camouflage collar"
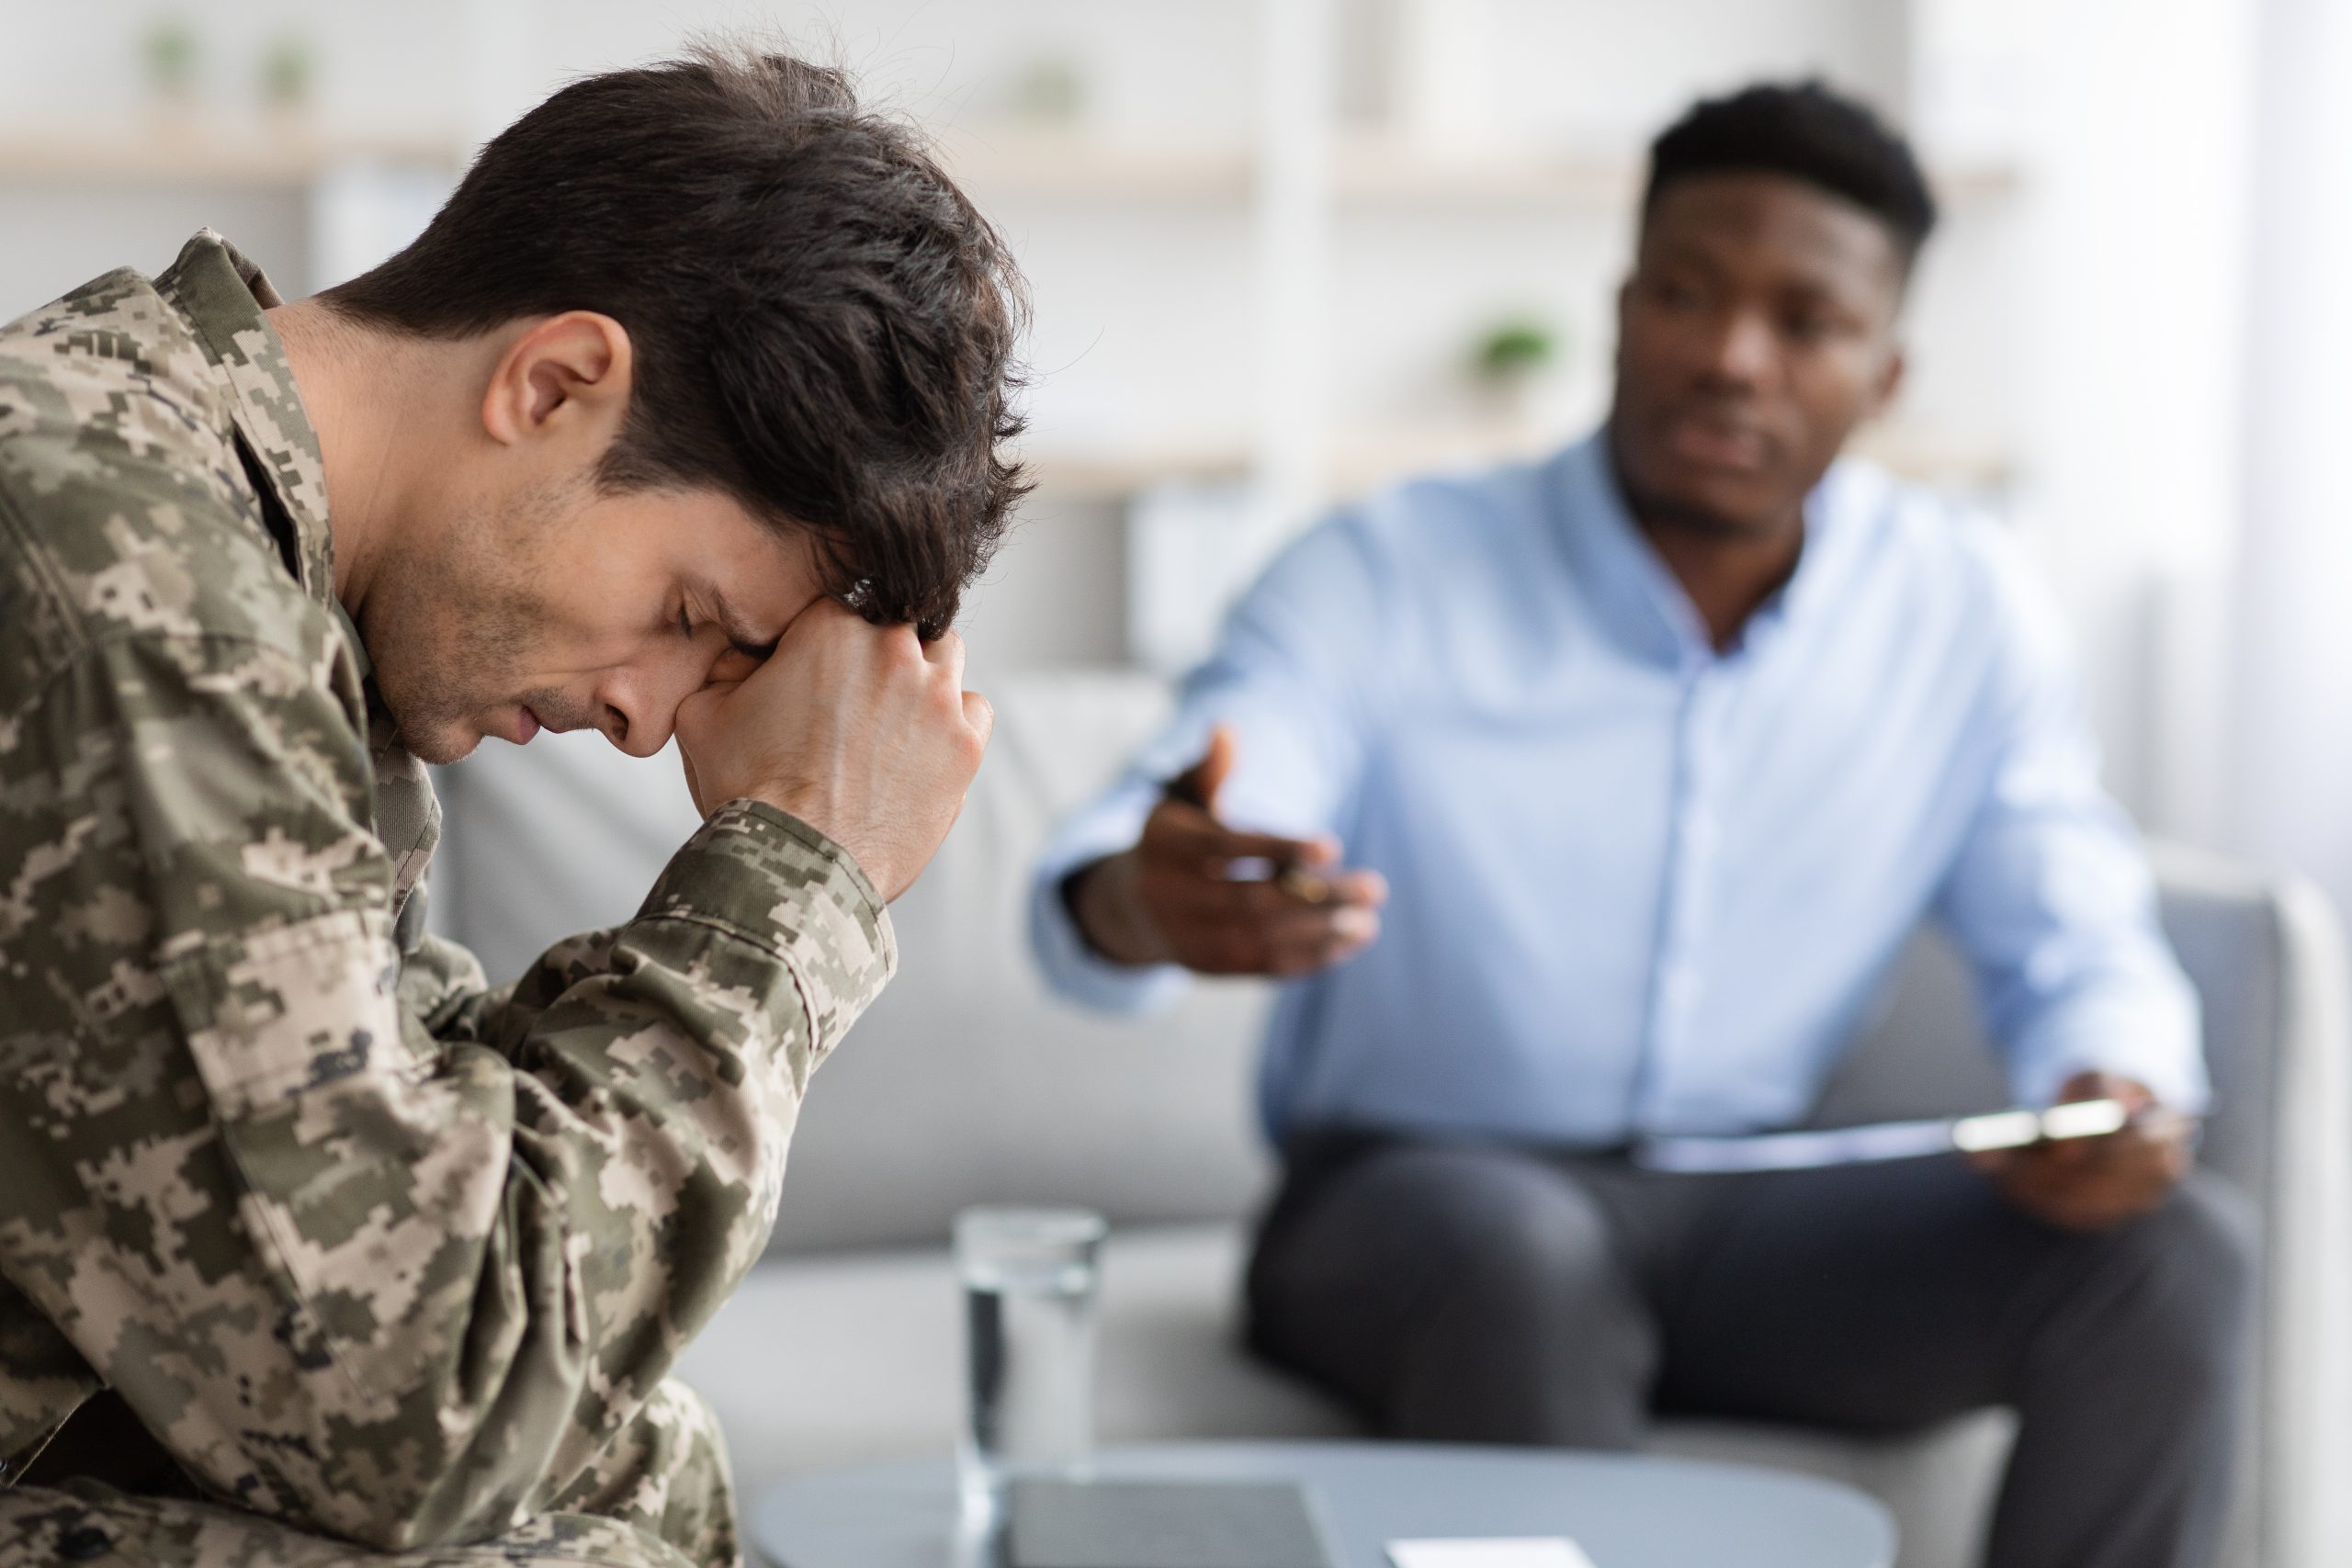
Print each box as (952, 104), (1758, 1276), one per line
(153, 230), (335, 607)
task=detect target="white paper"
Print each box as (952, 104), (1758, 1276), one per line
(1388, 1539), (1599, 1568)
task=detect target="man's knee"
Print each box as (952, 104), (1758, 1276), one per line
(2163, 1171), (2257, 1316)
(2087, 1171), (2258, 1390)
(1449, 1176), (1623, 1314)
(1351, 1145), (1629, 1319)
(1306, 1145), (1650, 1445)
(1251, 1143), (1643, 1392)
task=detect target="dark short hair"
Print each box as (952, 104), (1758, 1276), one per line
(324, 44), (1027, 637)
(1644, 80), (1937, 266)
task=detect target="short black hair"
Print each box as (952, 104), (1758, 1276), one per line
(1643, 80), (1937, 265)
(324, 44), (1027, 638)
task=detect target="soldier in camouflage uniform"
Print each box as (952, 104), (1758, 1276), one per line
(0, 45), (1023, 1568)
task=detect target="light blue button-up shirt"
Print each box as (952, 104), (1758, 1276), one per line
(1030, 433), (2205, 1145)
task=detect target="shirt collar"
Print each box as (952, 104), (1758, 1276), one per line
(1554, 427), (1857, 670)
(153, 230), (337, 609)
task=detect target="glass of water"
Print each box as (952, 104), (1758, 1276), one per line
(954, 1204), (1107, 1516)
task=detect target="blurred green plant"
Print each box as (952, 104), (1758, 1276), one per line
(1472, 317), (1561, 383)
(1007, 56), (1086, 125)
(141, 14), (199, 102)
(261, 34), (314, 110)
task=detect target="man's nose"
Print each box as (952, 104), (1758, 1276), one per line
(594, 672), (681, 760)
(1699, 309), (1778, 388)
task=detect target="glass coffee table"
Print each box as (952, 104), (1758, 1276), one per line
(751, 1440), (1894, 1568)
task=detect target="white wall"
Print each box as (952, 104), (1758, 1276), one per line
(2226, 0), (2352, 919)
(1988, 0), (2256, 837)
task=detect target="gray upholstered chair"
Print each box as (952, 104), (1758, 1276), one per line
(437, 671), (2352, 1568)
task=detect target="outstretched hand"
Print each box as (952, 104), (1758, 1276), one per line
(1069, 725), (1387, 976)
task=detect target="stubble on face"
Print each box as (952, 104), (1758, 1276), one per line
(364, 479), (579, 763)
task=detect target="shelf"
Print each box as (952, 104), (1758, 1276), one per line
(937, 130), (1253, 202)
(1332, 138), (1640, 206)
(1332, 136), (2020, 209)
(0, 119), (2017, 213)
(1021, 421), (2013, 504)
(937, 127), (2018, 211)
(0, 121), (461, 187)
(1020, 440), (1250, 501)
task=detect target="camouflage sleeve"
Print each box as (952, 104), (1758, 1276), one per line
(0, 628), (895, 1550)
(392, 924), (493, 1035)
(0, 1284), (93, 1476)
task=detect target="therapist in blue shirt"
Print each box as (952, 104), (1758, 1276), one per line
(1032, 82), (2249, 1568)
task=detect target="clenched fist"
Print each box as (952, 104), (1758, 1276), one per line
(673, 601), (992, 902)
(1067, 725), (1387, 976)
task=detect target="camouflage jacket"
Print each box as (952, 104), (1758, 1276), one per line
(0, 233), (896, 1551)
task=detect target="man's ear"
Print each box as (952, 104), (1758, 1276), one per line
(480, 311), (634, 449)
(1867, 344), (1907, 423)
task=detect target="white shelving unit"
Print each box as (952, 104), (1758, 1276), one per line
(944, 130), (2020, 213)
(1019, 416), (2015, 507)
(948, 0), (2030, 670)
(0, 113), (458, 310)
(0, 0), (2246, 868)
(0, 0), (2034, 673)
(938, 1), (2025, 547)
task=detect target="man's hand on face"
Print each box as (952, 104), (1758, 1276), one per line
(1973, 1070), (2193, 1232)
(1068, 724), (1387, 977)
(672, 600), (992, 903)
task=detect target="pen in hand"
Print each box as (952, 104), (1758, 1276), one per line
(1159, 737), (1343, 907)
(1072, 722), (1385, 976)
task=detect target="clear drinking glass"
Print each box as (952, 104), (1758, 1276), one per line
(955, 1204), (1107, 1516)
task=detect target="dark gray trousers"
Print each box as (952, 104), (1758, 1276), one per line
(1245, 1132), (2256, 1568)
